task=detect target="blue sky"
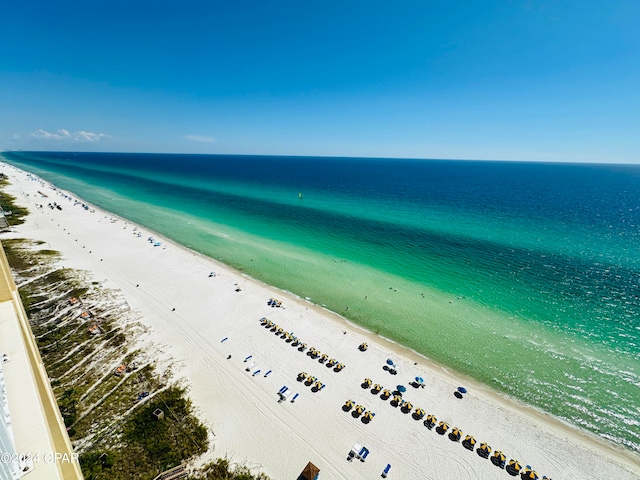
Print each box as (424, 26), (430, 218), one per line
(1, 1), (639, 162)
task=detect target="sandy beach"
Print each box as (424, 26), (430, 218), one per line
(2, 162), (639, 480)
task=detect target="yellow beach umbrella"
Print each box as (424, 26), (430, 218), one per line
(508, 459), (522, 473)
(381, 389), (391, 398)
(344, 399), (354, 409)
(414, 408), (425, 419)
(364, 411), (375, 421)
(463, 435), (476, 449)
(392, 395), (402, 404)
(478, 442), (491, 457)
(372, 383), (382, 392)
(492, 451), (506, 467)
(438, 421), (450, 432)
(362, 378), (372, 387)
(355, 405), (365, 414)
(450, 427), (462, 441)
(425, 414), (436, 425)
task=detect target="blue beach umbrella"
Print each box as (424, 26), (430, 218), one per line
(386, 359), (394, 365)
(457, 386), (467, 394)
(415, 376), (424, 384)
(397, 385), (407, 393)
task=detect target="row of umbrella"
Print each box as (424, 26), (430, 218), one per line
(356, 375), (549, 479)
(259, 317), (346, 372)
(296, 372), (325, 391)
(360, 379), (423, 417)
(343, 399), (376, 423)
(422, 418), (548, 479)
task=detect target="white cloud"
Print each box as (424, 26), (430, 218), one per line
(31, 129), (109, 143)
(185, 134), (216, 143)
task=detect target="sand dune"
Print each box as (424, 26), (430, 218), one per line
(2, 162), (638, 480)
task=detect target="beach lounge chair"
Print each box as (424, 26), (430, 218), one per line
(382, 463), (391, 478)
(358, 446), (369, 462)
(245, 362), (256, 371)
(347, 443), (363, 462)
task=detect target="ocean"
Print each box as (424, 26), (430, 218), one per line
(2, 151), (639, 453)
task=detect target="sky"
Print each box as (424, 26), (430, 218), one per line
(1, 1), (639, 163)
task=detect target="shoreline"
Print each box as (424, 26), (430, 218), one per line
(2, 161), (639, 479)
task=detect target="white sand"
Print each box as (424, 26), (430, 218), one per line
(2, 162), (639, 480)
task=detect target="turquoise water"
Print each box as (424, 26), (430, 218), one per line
(2, 151), (639, 453)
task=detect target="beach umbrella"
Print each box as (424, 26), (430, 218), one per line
(363, 411), (375, 421)
(508, 459), (522, 474)
(314, 381), (323, 390)
(396, 385), (407, 393)
(359, 342), (368, 351)
(344, 399), (354, 409)
(438, 421), (450, 432)
(492, 451), (506, 467)
(355, 405), (365, 414)
(522, 469), (539, 480)
(403, 402), (413, 411)
(386, 358), (394, 365)
(362, 378), (372, 388)
(372, 383), (382, 392)
(462, 435), (476, 450)
(478, 442), (491, 456)
(457, 386), (467, 394)
(334, 363), (345, 371)
(413, 408), (425, 419)
(297, 372), (306, 380)
(450, 427), (462, 441)
(392, 395), (402, 405)
(381, 389), (391, 399)
(415, 376), (424, 384)
(424, 414), (436, 426)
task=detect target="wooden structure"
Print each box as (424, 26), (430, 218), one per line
(153, 464), (187, 480)
(298, 461), (320, 480)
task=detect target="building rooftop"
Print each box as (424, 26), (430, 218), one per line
(0, 242), (83, 480)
